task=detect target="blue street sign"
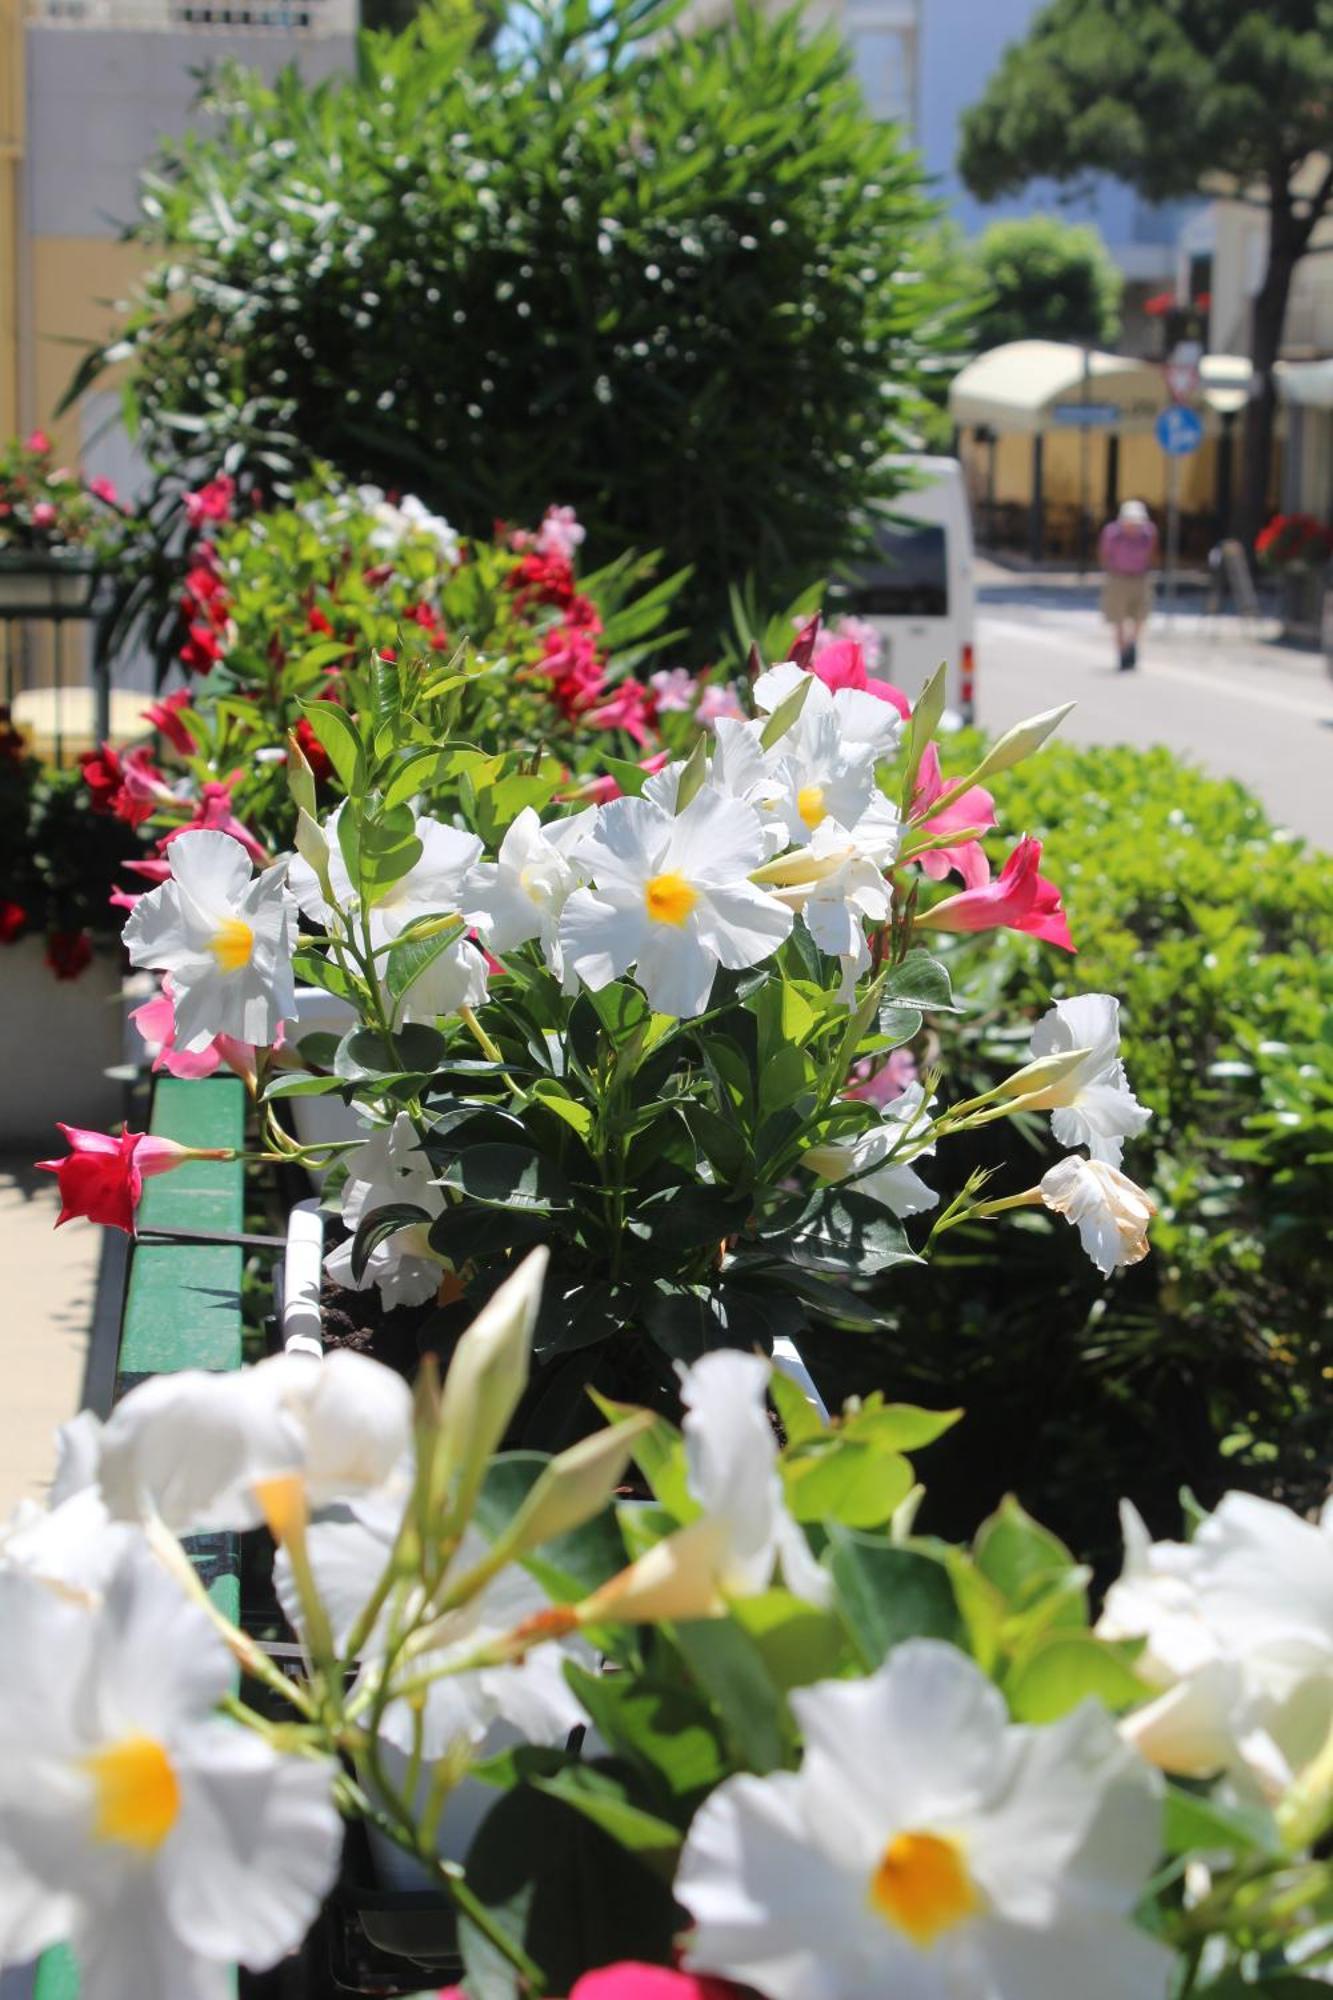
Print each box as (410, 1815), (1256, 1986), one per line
(1051, 401), (1122, 428)
(1155, 405), (1204, 456)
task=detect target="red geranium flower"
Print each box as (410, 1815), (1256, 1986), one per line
(45, 930), (94, 980)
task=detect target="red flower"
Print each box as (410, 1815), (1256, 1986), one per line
(81, 741), (125, 813)
(569, 1965), (748, 2000)
(88, 474), (120, 506)
(180, 622), (225, 675)
(509, 548), (576, 611)
(37, 1123), (201, 1234)
(45, 930), (94, 980)
(158, 780), (267, 865)
(31, 501), (58, 531)
(141, 688), (198, 756)
(810, 635), (911, 719)
(585, 676), (657, 746)
(80, 742), (170, 826)
(910, 742), (995, 889)
(183, 475), (236, 530)
(916, 835), (1074, 952)
(0, 899), (27, 944)
(564, 592), (604, 633)
(294, 714), (333, 784)
(307, 606), (334, 636)
(23, 429), (51, 457)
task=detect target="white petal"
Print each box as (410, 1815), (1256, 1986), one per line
(695, 880), (793, 969)
(560, 887), (645, 992)
(76, 1879), (230, 2000)
(160, 1721), (342, 1966)
(977, 1908), (1173, 2000)
(633, 920), (717, 1017)
(163, 830), (255, 920)
(665, 787), (768, 886)
(89, 1544), (233, 1741)
(682, 1352), (782, 1594)
(98, 1370), (303, 1533)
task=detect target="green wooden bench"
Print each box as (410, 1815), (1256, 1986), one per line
(32, 1075), (247, 2000)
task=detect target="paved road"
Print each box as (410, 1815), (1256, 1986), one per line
(970, 583), (1333, 847)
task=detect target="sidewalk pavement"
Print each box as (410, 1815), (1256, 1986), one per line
(0, 1158), (99, 1515)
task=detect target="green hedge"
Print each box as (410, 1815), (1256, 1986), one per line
(804, 740), (1332, 1566)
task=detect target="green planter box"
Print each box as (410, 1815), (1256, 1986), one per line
(32, 1076), (247, 2000)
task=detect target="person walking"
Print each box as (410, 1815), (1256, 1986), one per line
(1098, 499), (1158, 671)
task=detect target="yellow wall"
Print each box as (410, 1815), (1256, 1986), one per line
(977, 428), (1219, 515)
(31, 237), (152, 462)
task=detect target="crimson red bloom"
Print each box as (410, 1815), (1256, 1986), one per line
(294, 714), (333, 784)
(307, 606), (335, 637)
(509, 548), (576, 611)
(81, 741), (125, 813)
(180, 622), (226, 675)
(564, 592), (604, 633)
(37, 1123), (200, 1233)
(916, 835), (1074, 952)
(0, 899), (27, 944)
(45, 930), (94, 980)
(80, 742), (169, 826)
(141, 688), (198, 756)
(183, 475), (236, 530)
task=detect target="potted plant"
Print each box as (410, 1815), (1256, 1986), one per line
(0, 711), (139, 1141)
(0, 430), (134, 613)
(1254, 510), (1333, 642)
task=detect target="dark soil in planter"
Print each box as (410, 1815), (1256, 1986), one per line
(319, 1272), (696, 1452)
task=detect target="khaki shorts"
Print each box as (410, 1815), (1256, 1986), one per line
(1102, 572), (1152, 625)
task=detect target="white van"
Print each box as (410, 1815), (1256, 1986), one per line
(836, 454), (976, 724)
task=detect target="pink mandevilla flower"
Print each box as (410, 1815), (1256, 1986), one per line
(916, 834), (1075, 952)
(37, 1123), (221, 1234)
(535, 503), (586, 562)
(910, 742), (996, 889)
(649, 667), (698, 713)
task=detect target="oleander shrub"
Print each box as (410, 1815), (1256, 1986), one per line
(802, 740), (1333, 1566)
(68, 0), (969, 651)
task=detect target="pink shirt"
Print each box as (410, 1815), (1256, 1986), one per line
(1099, 521), (1158, 575)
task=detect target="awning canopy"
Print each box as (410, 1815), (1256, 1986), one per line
(949, 339), (1207, 437)
(1276, 358), (1333, 409)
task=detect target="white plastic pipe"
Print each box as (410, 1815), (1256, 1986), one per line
(282, 1198), (326, 1360)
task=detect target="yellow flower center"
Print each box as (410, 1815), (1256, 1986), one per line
(796, 783), (827, 829)
(644, 872), (698, 926)
(869, 1830), (981, 1947)
(85, 1734), (181, 1852)
(210, 917), (255, 973)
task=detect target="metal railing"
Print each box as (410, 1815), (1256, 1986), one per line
(29, 0), (354, 31)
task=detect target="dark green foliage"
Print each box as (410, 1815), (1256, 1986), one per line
(957, 0), (1333, 205)
(73, 0), (968, 651)
(804, 741), (1333, 1569)
(970, 217), (1122, 351)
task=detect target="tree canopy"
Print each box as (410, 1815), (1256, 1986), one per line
(970, 217), (1122, 351)
(959, 0), (1333, 206)
(72, 0), (970, 651)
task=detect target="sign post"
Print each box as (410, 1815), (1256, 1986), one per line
(1154, 404), (1204, 621)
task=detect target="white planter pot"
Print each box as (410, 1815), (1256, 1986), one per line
(0, 939), (126, 1146)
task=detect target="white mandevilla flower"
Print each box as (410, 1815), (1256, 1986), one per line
(289, 804), (488, 1023)
(751, 661), (902, 849)
(279, 1479), (590, 1763)
(324, 1112), (447, 1309)
(676, 1639), (1170, 2000)
(558, 788), (793, 1018)
(122, 829), (297, 1051)
(764, 812), (899, 1001)
(95, 1344), (413, 1533)
(1038, 1155), (1155, 1276)
(803, 1082), (939, 1220)
(465, 805), (595, 977)
(1028, 994), (1151, 1166)
(0, 1412), (130, 1596)
(0, 1545), (341, 2000)
(1098, 1492), (1333, 1800)
(679, 1349), (831, 1607)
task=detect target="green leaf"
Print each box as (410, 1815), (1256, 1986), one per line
(383, 916), (467, 1001)
(297, 698), (363, 793)
(1162, 1785), (1281, 1861)
(672, 1618), (793, 1774)
(562, 1663), (728, 1810)
(730, 1590), (851, 1692)
(587, 1395), (692, 1519)
(759, 670), (813, 751)
(973, 1497), (1088, 1624)
(783, 1188), (922, 1277)
(830, 1533), (963, 1667)
(261, 1071), (350, 1100)
(333, 1023), (447, 1082)
(785, 1441), (914, 1528)
(529, 1767), (683, 1871)
(840, 1399), (963, 1453)
(360, 802), (424, 901)
(768, 1364), (827, 1447)
(435, 1143), (572, 1214)
(880, 947), (960, 1014)
(382, 746), (457, 810)
(474, 1453), (627, 1602)
(349, 1201), (429, 1283)
(1005, 1632), (1147, 1724)
(291, 947), (362, 1005)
